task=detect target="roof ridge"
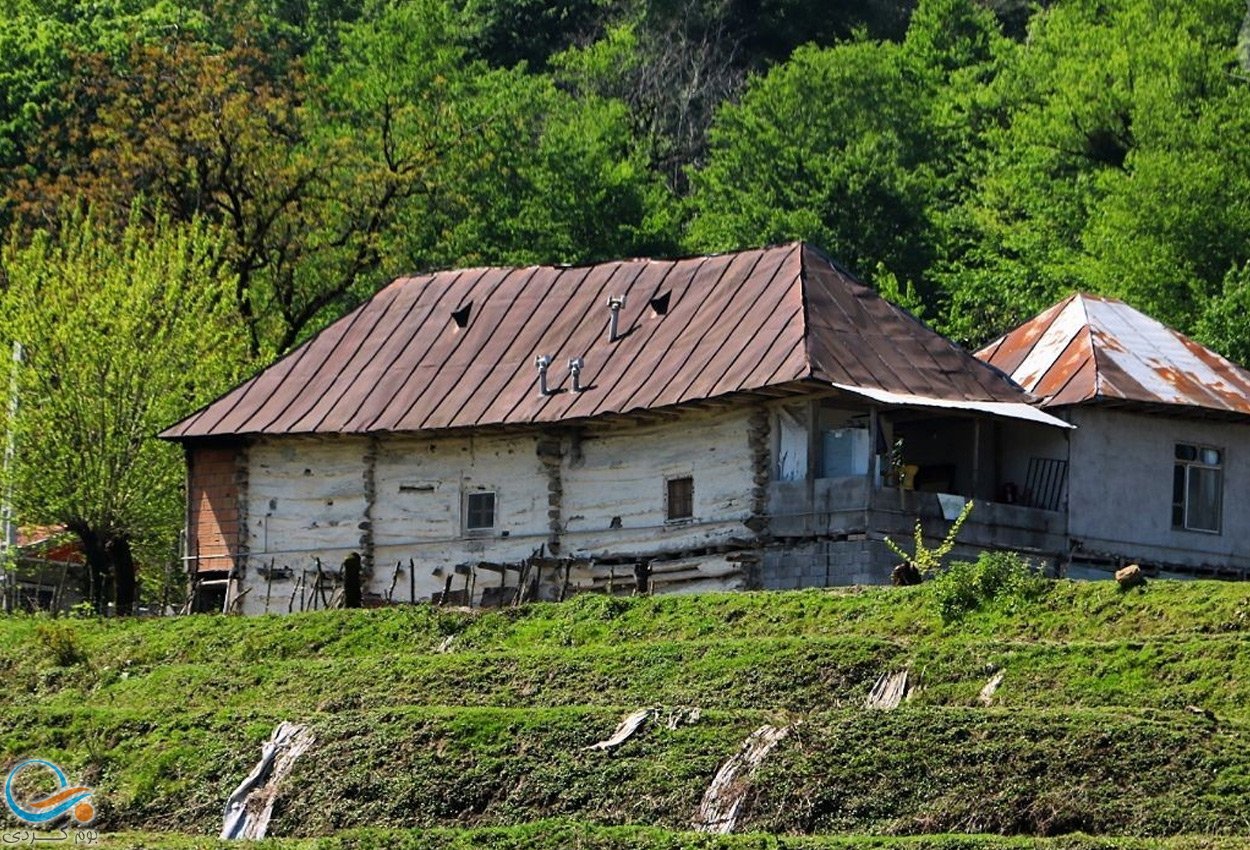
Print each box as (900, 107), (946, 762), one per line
(1068, 294), (1103, 398)
(795, 243), (817, 381)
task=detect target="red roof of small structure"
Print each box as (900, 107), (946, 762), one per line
(162, 243), (1033, 440)
(17, 525), (84, 564)
(976, 293), (1250, 415)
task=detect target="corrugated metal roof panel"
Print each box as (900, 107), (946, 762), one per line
(829, 383), (1074, 429)
(162, 243), (1034, 440)
(976, 293), (1250, 416)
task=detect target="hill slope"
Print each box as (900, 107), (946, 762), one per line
(3, 580), (1250, 848)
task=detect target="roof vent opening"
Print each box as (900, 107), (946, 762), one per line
(649, 291), (671, 317)
(535, 354), (552, 396)
(606, 296), (625, 342)
(569, 357), (585, 393)
(451, 302), (472, 329)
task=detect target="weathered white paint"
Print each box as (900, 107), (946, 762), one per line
(775, 403), (807, 482)
(241, 438), (368, 614)
(232, 406), (765, 613)
(561, 408), (759, 556)
(1066, 407), (1250, 570)
(372, 431), (550, 604)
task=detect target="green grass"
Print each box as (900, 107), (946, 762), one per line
(3, 580), (1250, 843)
(86, 826), (1250, 850)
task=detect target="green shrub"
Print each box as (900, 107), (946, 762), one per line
(33, 619), (87, 666)
(886, 500), (975, 577)
(932, 551), (1049, 622)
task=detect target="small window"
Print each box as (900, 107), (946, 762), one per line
(666, 476), (693, 521)
(1173, 443), (1222, 533)
(465, 491), (496, 532)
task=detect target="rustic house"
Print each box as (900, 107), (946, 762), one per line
(977, 293), (1250, 578)
(160, 242), (1074, 613)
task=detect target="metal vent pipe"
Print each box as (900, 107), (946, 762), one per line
(569, 357), (584, 393)
(535, 354), (552, 395)
(607, 296), (625, 341)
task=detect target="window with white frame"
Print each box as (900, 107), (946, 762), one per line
(1173, 444), (1222, 533)
(464, 491), (497, 532)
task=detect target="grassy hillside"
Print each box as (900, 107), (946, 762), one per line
(3, 579), (1250, 848)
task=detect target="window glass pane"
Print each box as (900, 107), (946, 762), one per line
(1173, 465), (1185, 504)
(1175, 444), (1197, 461)
(667, 477), (693, 520)
(466, 492), (495, 529)
(1172, 504), (1185, 527)
(1186, 467), (1221, 532)
(1201, 448), (1222, 465)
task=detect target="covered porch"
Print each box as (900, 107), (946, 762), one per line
(766, 386), (1073, 559)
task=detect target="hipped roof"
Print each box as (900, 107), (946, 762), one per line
(162, 242), (1035, 441)
(976, 293), (1250, 416)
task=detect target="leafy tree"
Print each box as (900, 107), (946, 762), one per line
(553, 18), (743, 192)
(394, 62), (678, 269)
(1196, 261), (1250, 367)
(685, 40), (935, 285)
(15, 10), (466, 356)
(0, 210), (248, 614)
(453, 0), (614, 70)
(934, 0), (1250, 347)
(0, 1), (211, 172)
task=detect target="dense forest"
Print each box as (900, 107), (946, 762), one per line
(1, 0), (1249, 609)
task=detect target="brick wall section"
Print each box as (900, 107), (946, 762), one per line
(188, 446), (242, 573)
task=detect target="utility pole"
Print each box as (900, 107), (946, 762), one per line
(1, 342), (23, 614)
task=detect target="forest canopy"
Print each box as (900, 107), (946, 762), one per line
(1, 0), (1249, 609)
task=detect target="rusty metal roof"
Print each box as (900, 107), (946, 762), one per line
(161, 243), (1032, 441)
(976, 293), (1250, 416)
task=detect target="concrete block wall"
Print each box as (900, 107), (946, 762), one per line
(760, 539), (896, 589)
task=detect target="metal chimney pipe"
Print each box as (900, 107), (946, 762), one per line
(535, 354), (551, 396)
(607, 296), (625, 341)
(569, 357), (584, 393)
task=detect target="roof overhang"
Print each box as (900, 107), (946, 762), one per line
(829, 383), (1075, 430)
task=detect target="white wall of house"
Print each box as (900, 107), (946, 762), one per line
(994, 420), (1070, 508)
(373, 431), (552, 602)
(243, 437), (370, 614)
(561, 408), (759, 557)
(1066, 407), (1250, 570)
(231, 405), (763, 613)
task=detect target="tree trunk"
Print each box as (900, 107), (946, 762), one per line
(68, 522), (110, 615)
(65, 521), (138, 616)
(109, 536), (137, 616)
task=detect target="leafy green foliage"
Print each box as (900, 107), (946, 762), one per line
(0, 209), (248, 610)
(930, 551), (1049, 622)
(3, 582), (1250, 840)
(32, 619), (86, 667)
(885, 499), (974, 576)
(934, 0), (1250, 346)
(686, 40), (935, 285)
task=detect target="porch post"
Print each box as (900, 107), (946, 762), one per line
(806, 399), (820, 485)
(866, 406), (879, 527)
(972, 418), (982, 500)
(867, 407), (880, 490)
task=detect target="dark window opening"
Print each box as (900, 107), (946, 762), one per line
(466, 491), (496, 531)
(666, 476), (693, 521)
(1173, 443), (1222, 533)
